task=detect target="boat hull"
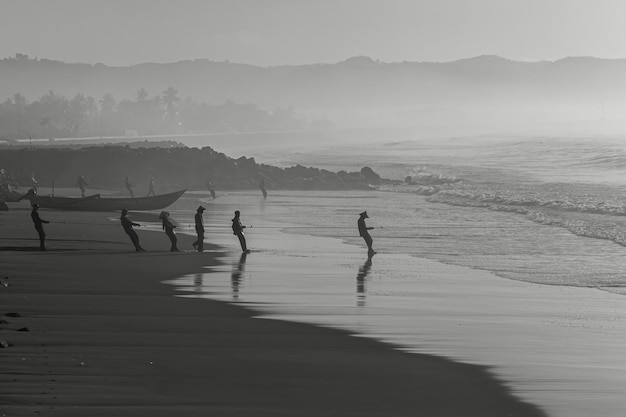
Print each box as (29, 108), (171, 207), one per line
(27, 189), (186, 211)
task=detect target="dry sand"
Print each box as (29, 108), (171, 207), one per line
(0, 208), (548, 416)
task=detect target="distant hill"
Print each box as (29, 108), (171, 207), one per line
(2, 54), (626, 127)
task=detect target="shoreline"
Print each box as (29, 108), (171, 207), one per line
(1, 208), (547, 416)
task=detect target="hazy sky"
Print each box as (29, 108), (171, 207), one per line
(1, 0), (625, 66)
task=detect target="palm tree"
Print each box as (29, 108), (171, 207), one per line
(100, 93), (117, 116)
(13, 93), (26, 134)
(86, 96), (97, 118)
(136, 88), (149, 103)
(67, 93), (89, 136)
(99, 94), (117, 136)
(39, 117), (51, 139)
(162, 87), (180, 125)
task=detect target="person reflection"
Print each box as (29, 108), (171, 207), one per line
(194, 272), (204, 293)
(231, 251), (248, 299)
(356, 256), (372, 307)
(259, 178), (268, 199)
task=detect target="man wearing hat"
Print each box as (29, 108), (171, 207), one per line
(231, 210), (248, 252)
(193, 205), (206, 252)
(30, 203), (50, 251)
(120, 208), (145, 252)
(358, 210), (375, 256)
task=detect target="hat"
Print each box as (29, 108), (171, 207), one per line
(159, 211), (168, 219)
(32, 203), (40, 209)
(359, 211), (368, 218)
(197, 205), (206, 212)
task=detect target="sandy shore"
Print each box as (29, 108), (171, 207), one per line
(0, 207), (548, 416)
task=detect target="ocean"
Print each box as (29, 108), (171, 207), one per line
(166, 132), (626, 417)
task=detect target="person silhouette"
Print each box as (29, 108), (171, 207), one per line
(358, 211), (375, 256)
(147, 177), (156, 196)
(120, 208), (144, 251)
(192, 206), (206, 252)
(30, 203), (49, 251)
(31, 172), (38, 193)
(159, 211), (179, 252)
(259, 179), (267, 199)
(231, 210), (248, 252)
(206, 178), (216, 199)
(125, 177), (135, 198)
(76, 174), (88, 197)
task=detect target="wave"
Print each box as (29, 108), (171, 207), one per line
(379, 170), (461, 196)
(391, 160), (626, 215)
(430, 188), (626, 216)
(407, 171), (461, 186)
(381, 166), (626, 249)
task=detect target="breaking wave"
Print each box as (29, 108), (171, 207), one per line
(383, 164), (626, 248)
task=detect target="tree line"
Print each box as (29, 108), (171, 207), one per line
(0, 87), (309, 141)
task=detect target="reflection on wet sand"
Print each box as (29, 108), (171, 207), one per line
(231, 251), (248, 299)
(356, 256), (372, 307)
(194, 272), (203, 293)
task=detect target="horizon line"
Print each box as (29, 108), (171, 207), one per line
(3, 53), (626, 69)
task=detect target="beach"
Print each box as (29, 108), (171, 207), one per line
(0, 200), (547, 416)
(3, 4), (626, 416)
(176, 187), (626, 417)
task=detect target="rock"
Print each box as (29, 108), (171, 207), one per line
(360, 166), (381, 183)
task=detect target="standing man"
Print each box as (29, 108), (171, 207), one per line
(30, 203), (49, 251)
(76, 174), (88, 197)
(31, 172), (38, 193)
(231, 210), (248, 252)
(192, 205), (206, 252)
(358, 211), (375, 256)
(120, 208), (145, 252)
(125, 176), (135, 198)
(206, 177), (216, 199)
(147, 177), (156, 196)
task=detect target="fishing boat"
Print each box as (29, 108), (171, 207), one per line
(19, 188), (186, 211)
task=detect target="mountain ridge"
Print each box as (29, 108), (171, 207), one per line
(3, 53), (625, 127)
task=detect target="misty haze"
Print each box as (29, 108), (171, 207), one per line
(2, 2), (626, 417)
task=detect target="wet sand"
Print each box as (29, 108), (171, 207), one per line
(0, 208), (547, 416)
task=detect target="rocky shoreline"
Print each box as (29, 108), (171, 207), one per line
(0, 144), (400, 203)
